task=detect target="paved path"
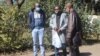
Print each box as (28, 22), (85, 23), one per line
(1, 43), (100, 56)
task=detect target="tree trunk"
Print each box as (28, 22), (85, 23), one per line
(16, 0), (25, 9)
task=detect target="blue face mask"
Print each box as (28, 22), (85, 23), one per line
(35, 7), (41, 12)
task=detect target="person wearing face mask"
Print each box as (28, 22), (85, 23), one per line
(28, 3), (46, 56)
(49, 5), (68, 56)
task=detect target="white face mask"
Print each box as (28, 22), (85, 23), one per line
(35, 7), (40, 11)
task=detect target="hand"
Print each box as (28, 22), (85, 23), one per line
(66, 38), (71, 46)
(54, 28), (58, 31)
(66, 33), (71, 38)
(66, 38), (71, 42)
(57, 29), (62, 33)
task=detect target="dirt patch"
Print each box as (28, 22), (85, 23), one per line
(0, 43), (100, 56)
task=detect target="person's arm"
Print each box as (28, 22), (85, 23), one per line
(28, 12), (32, 26)
(28, 11), (35, 30)
(42, 10), (46, 26)
(59, 13), (68, 31)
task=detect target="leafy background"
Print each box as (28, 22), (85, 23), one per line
(0, 0), (100, 52)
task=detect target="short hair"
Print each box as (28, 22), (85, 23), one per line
(65, 3), (73, 8)
(35, 3), (40, 7)
(54, 5), (61, 10)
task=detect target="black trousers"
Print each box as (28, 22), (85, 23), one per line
(55, 44), (67, 56)
(69, 46), (80, 56)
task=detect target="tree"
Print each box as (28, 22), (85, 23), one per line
(5, 0), (25, 9)
(5, 0), (13, 5)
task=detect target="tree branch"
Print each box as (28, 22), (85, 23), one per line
(16, 0), (25, 9)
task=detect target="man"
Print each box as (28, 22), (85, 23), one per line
(49, 5), (68, 56)
(65, 3), (82, 56)
(29, 3), (46, 56)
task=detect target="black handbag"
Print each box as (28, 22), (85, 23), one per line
(73, 32), (82, 46)
(73, 13), (82, 46)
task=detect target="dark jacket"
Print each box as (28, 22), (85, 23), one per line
(66, 9), (82, 45)
(28, 8), (46, 30)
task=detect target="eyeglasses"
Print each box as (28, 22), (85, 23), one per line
(54, 9), (59, 10)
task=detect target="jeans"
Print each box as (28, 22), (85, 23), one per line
(55, 44), (67, 56)
(32, 28), (45, 56)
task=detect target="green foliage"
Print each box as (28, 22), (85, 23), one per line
(0, 0), (100, 52)
(0, 5), (32, 51)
